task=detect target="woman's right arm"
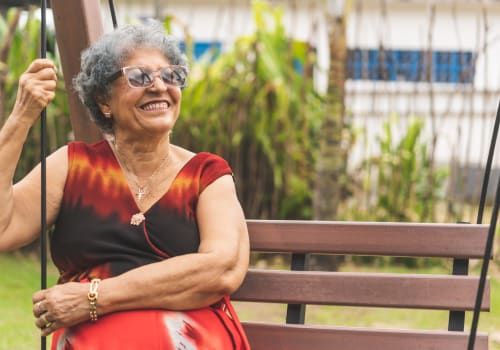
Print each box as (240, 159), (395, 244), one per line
(0, 59), (66, 252)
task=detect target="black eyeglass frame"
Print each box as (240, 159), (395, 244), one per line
(107, 65), (189, 89)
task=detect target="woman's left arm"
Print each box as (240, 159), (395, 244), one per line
(101, 173), (250, 310)
(33, 174), (250, 335)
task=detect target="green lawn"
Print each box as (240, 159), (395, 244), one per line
(0, 254), (58, 350)
(1, 253), (498, 349)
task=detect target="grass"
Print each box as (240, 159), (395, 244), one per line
(0, 253), (58, 350)
(0, 253), (498, 349)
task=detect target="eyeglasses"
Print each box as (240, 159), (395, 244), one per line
(108, 65), (188, 89)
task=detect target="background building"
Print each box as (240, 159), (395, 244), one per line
(101, 0), (500, 200)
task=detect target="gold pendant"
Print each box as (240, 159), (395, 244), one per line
(130, 212), (145, 226)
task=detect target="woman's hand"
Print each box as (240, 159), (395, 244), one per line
(11, 59), (57, 126)
(32, 282), (90, 336)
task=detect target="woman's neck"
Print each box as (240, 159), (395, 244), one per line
(109, 133), (171, 178)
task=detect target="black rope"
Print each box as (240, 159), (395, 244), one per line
(467, 99), (500, 350)
(476, 100), (500, 225)
(109, 0), (118, 29)
(39, 1), (48, 350)
(467, 166), (500, 350)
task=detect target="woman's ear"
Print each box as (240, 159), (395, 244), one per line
(97, 98), (112, 119)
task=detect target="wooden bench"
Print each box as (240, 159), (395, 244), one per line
(231, 220), (491, 350)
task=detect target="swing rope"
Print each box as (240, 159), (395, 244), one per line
(476, 101), (500, 225)
(467, 99), (500, 350)
(39, 1), (48, 349)
(468, 170), (500, 350)
(109, 0), (118, 29)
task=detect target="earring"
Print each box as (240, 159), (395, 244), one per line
(103, 112), (112, 118)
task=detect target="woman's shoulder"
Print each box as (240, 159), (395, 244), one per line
(67, 139), (108, 150)
(66, 139), (111, 158)
(171, 146), (232, 188)
(173, 146), (229, 168)
(173, 146), (229, 169)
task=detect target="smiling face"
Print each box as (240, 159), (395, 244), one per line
(99, 47), (183, 140)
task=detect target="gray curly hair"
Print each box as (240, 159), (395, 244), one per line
(73, 23), (188, 134)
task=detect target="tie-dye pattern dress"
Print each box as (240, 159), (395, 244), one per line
(49, 140), (250, 350)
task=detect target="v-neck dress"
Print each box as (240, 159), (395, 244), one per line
(49, 140), (250, 350)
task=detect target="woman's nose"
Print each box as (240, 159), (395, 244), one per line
(148, 74), (168, 91)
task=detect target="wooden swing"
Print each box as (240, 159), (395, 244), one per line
(49, 2), (493, 349)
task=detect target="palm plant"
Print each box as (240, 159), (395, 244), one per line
(348, 115), (448, 223)
(172, 1), (323, 219)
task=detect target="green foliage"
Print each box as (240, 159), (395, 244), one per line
(345, 115), (448, 223)
(0, 8), (71, 182)
(342, 115), (449, 267)
(169, 1), (323, 219)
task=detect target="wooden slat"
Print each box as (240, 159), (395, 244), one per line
(242, 322), (489, 350)
(232, 270), (490, 310)
(51, 0), (103, 143)
(246, 220), (489, 258)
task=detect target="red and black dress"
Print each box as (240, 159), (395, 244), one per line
(50, 140), (250, 350)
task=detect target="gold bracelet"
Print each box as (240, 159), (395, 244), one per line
(88, 278), (101, 322)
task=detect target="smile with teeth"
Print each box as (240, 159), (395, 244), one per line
(141, 101), (170, 111)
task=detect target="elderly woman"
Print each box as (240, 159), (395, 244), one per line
(0, 24), (250, 349)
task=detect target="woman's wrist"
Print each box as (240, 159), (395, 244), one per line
(6, 110), (38, 130)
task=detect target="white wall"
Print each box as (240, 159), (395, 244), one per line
(348, 1), (500, 89)
(101, 0), (323, 43)
(344, 1), (500, 169)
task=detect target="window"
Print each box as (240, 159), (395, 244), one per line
(347, 48), (475, 84)
(179, 41), (222, 61)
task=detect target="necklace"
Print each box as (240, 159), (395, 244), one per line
(111, 141), (170, 202)
(128, 155), (169, 201)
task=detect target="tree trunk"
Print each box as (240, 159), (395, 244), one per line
(313, 5), (348, 221)
(311, 1), (349, 271)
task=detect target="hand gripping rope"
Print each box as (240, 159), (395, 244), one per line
(38, 1), (118, 349)
(39, 1), (48, 349)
